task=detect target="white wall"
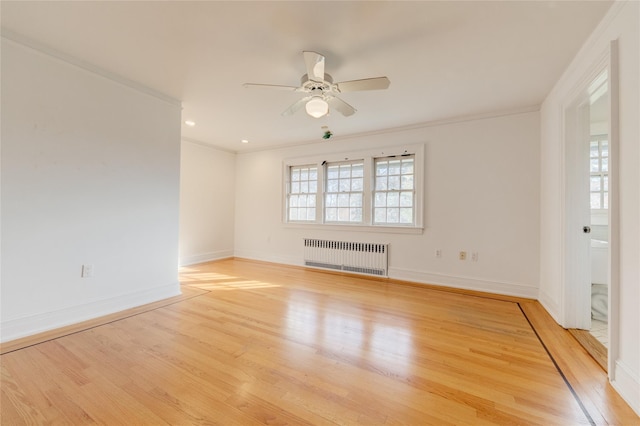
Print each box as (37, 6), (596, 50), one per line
(179, 141), (235, 265)
(1, 38), (182, 342)
(539, 0), (639, 414)
(235, 110), (540, 298)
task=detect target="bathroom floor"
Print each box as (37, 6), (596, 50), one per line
(590, 319), (608, 348)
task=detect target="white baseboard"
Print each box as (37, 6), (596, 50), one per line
(179, 249), (234, 266)
(389, 267), (539, 299)
(232, 250), (301, 268)
(0, 283), (181, 343)
(537, 290), (563, 325)
(611, 360), (640, 416)
(233, 251), (538, 299)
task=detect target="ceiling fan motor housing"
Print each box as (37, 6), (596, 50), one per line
(301, 73), (334, 93)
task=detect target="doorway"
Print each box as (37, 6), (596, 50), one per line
(587, 71), (609, 351)
(562, 42), (619, 374)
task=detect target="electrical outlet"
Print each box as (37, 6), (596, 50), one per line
(472, 252), (479, 262)
(435, 249), (442, 258)
(82, 264), (94, 278)
(459, 251), (467, 260)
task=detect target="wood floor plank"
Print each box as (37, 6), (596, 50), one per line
(1, 258), (638, 425)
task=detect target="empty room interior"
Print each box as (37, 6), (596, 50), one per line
(1, 1), (639, 424)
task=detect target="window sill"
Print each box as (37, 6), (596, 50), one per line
(283, 222), (424, 235)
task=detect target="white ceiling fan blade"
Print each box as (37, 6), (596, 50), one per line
(335, 77), (390, 93)
(303, 51), (325, 82)
(243, 83), (299, 91)
(282, 96), (312, 116)
(327, 96), (356, 117)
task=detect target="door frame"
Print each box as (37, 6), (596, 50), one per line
(561, 40), (619, 375)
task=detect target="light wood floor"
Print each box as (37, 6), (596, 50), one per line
(1, 258), (638, 425)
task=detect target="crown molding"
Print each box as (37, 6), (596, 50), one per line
(1, 29), (181, 107)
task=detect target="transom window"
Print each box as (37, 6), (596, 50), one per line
(284, 145), (424, 230)
(590, 135), (608, 210)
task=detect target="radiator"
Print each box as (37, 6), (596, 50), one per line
(303, 238), (389, 277)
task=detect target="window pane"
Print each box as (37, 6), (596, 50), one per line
(339, 179), (351, 192)
(375, 193), (387, 207)
(602, 158), (608, 172)
(327, 166), (339, 179)
(291, 182), (300, 193)
(400, 208), (413, 223)
(309, 169), (317, 180)
(350, 208), (362, 222)
(590, 193), (601, 209)
(309, 181), (317, 193)
(387, 192), (400, 207)
(339, 165), (351, 178)
(400, 192), (413, 207)
(289, 208), (298, 220)
(604, 176), (608, 191)
(590, 141), (599, 158)
(388, 176), (400, 190)
(337, 193), (349, 207)
(292, 169), (300, 181)
(352, 163), (364, 177)
(401, 175), (414, 190)
(590, 159), (600, 172)
(590, 176), (601, 191)
(326, 194), (337, 207)
(374, 208), (386, 223)
(290, 195), (298, 207)
(326, 208), (337, 221)
(601, 141), (608, 157)
(351, 178), (363, 191)
(327, 179), (339, 192)
(337, 208), (350, 221)
(350, 193), (363, 207)
(603, 193), (608, 209)
(376, 177), (388, 191)
(388, 160), (401, 175)
(307, 208), (316, 221)
(299, 196), (307, 207)
(387, 208), (399, 223)
(376, 162), (388, 176)
(401, 160), (414, 174)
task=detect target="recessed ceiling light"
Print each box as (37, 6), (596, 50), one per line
(184, 120), (196, 127)
(241, 139), (249, 144)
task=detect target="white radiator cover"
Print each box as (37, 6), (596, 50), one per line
(303, 238), (389, 277)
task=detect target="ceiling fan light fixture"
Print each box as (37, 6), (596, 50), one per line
(305, 96), (329, 118)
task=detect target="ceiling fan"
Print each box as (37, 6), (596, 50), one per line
(243, 51), (390, 118)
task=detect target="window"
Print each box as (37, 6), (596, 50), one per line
(325, 160), (364, 223)
(284, 145), (424, 231)
(590, 135), (608, 210)
(287, 165), (318, 222)
(373, 156), (415, 225)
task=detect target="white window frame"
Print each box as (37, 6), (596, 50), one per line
(373, 155), (416, 226)
(282, 144), (424, 233)
(286, 164), (319, 223)
(324, 159), (365, 224)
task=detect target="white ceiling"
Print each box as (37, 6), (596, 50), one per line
(1, 1), (612, 153)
